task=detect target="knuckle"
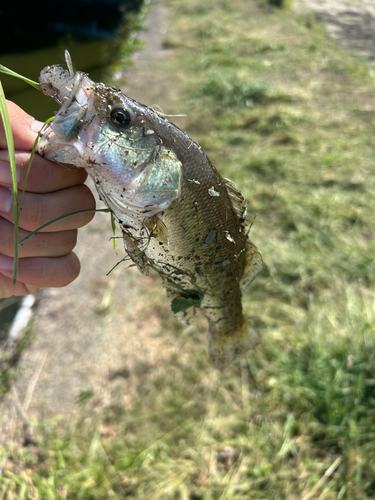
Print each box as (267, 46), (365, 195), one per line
(62, 229), (78, 252)
(63, 254), (82, 283)
(53, 230), (78, 255)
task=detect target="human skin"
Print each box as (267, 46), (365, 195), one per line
(0, 100), (96, 298)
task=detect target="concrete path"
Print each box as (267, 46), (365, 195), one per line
(296, 0), (375, 64)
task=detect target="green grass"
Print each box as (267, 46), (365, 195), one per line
(2, 0), (375, 498)
(0, 80), (21, 284)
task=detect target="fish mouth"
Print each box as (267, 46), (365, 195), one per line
(37, 53), (99, 165)
(39, 70), (92, 142)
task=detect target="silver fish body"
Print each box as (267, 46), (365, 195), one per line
(37, 53), (262, 370)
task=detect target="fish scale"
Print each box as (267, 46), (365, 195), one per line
(37, 52), (262, 370)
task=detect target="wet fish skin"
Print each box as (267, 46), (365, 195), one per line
(37, 56), (262, 370)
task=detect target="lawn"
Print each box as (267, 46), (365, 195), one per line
(1, 0), (375, 498)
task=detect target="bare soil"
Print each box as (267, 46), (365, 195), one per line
(295, 0), (375, 64)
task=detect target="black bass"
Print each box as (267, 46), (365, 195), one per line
(37, 52), (262, 370)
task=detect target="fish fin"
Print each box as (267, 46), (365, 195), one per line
(223, 178), (247, 222)
(144, 215), (169, 245)
(175, 306), (196, 325)
(224, 179), (263, 288)
(208, 317), (260, 371)
(122, 233), (149, 275)
(240, 240), (263, 290)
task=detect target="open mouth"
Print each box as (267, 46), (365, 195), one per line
(37, 69), (95, 165)
(38, 56), (97, 147)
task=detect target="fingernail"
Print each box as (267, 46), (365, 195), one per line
(0, 185), (13, 214)
(0, 253), (14, 275)
(0, 160), (19, 185)
(30, 120), (45, 134)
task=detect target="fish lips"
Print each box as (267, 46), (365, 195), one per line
(37, 71), (98, 165)
(38, 64), (76, 104)
(42, 69), (93, 139)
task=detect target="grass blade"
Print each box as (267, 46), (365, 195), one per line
(18, 208), (111, 246)
(0, 80), (19, 284)
(0, 64), (39, 90)
(111, 212), (117, 249)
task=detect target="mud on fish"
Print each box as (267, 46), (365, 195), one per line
(37, 51), (263, 370)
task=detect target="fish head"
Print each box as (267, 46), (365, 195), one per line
(37, 53), (182, 224)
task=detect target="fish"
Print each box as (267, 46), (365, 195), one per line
(37, 51), (263, 370)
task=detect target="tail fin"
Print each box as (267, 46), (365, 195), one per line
(208, 317), (260, 371)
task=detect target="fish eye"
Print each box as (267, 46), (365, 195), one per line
(110, 107), (131, 127)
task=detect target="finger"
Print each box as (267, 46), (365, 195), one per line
(0, 184), (96, 232)
(0, 151), (88, 193)
(0, 252), (81, 288)
(0, 217), (78, 258)
(0, 273), (39, 298)
(0, 101), (42, 150)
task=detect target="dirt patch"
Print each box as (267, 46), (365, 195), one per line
(295, 0), (375, 64)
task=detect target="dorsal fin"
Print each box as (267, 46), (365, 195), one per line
(223, 178), (247, 222)
(223, 178), (262, 287)
(240, 240), (263, 290)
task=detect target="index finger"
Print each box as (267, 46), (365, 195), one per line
(0, 100), (42, 150)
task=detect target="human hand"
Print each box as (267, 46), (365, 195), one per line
(0, 100), (95, 298)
